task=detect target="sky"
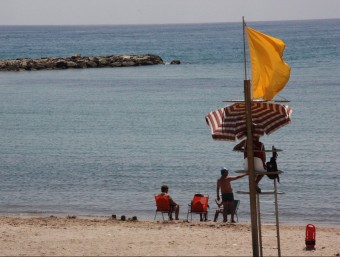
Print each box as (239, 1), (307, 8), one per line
(1, 0), (339, 25)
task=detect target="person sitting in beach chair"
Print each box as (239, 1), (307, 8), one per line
(155, 184), (179, 220)
(187, 194), (209, 221)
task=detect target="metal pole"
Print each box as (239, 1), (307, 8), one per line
(242, 16), (248, 80)
(257, 193), (263, 257)
(245, 80), (259, 256)
(274, 178), (282, 257)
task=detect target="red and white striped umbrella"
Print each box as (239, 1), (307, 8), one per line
(205, 102), (292, 141)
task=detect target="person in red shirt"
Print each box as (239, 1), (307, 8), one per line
(160, 184), (180, 220)
(233, 136), (266, 193)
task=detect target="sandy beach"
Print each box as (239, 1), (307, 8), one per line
(0, 216), (339, 256)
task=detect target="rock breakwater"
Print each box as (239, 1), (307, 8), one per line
(0, 54), (164, 71)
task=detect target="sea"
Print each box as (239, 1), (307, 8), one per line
(0, 19), (339, 226)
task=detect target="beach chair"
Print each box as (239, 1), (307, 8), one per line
(154, 194), (175, 220)
(187, 194), (209, 221)
(213, 198), (240, 222)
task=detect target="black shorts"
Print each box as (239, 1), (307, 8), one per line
(222, 193), (234, 202)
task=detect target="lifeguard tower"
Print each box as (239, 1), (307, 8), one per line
(205, 17), (292, 257)
(235, 145), (284, 257)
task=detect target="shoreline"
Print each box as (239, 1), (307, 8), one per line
(0, 215), (339, 256)
(2, 213), (339, 228)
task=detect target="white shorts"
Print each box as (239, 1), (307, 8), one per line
(244, 157), (266, 171)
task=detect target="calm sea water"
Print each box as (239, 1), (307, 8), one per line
(0, 19), (339, 225)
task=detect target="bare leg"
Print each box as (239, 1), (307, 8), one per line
(255, 175), (263, 193)
(255, 175), (264, 184)
(214, 210), (219, 222)
(174, 205), (179, 220)
(222, 201), (228, 222)
(228, 201), (235, 222)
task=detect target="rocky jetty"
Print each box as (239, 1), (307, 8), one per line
(0, 54), (164, 71)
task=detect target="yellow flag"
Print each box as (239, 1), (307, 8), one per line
(246, 27), (291, 100)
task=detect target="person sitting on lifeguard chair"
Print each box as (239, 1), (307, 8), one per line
(233, 136), (266, 193)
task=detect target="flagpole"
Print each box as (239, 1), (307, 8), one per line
(243, 16), (260, 257)
(242, 16), (247, 80)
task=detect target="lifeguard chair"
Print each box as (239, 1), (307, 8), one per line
(236, 146), (284, 257)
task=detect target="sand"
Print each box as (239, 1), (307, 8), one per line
(0, 216), (339, 256)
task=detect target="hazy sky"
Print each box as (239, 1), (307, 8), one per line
(1, 0), (339, 25)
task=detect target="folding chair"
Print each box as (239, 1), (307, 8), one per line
(187, 194), (209, 221)
(213, 199), (240, 222)
(154, 194), (174, 220)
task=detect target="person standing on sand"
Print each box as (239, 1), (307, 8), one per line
(160, 184), (180, 220)
(216, 168), (247, 223)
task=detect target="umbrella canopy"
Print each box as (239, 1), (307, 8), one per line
(205, 101), (292, 141)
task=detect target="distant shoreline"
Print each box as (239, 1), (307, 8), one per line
(0, 54), (164, 71)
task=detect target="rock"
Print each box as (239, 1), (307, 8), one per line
(111, 62), (122, 67)
(90, 57), (99, 62)
(170, 60), (181, 64)
(34, 62), (46, 70)
(98, 58), (109, 66)
(20, 61), (29, 69)
(121, 61), (136, 67)
(7, 61), (20, 71)
(72, 53), (81, 59)
(86, 61), (97, 68)
(56, 61), (68, 69)
(66, 61), (77, 68)
(45, 61), (56, 69)
(76, 61), (87, 68)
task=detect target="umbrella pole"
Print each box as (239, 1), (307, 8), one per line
(245, 79), (260, 257)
